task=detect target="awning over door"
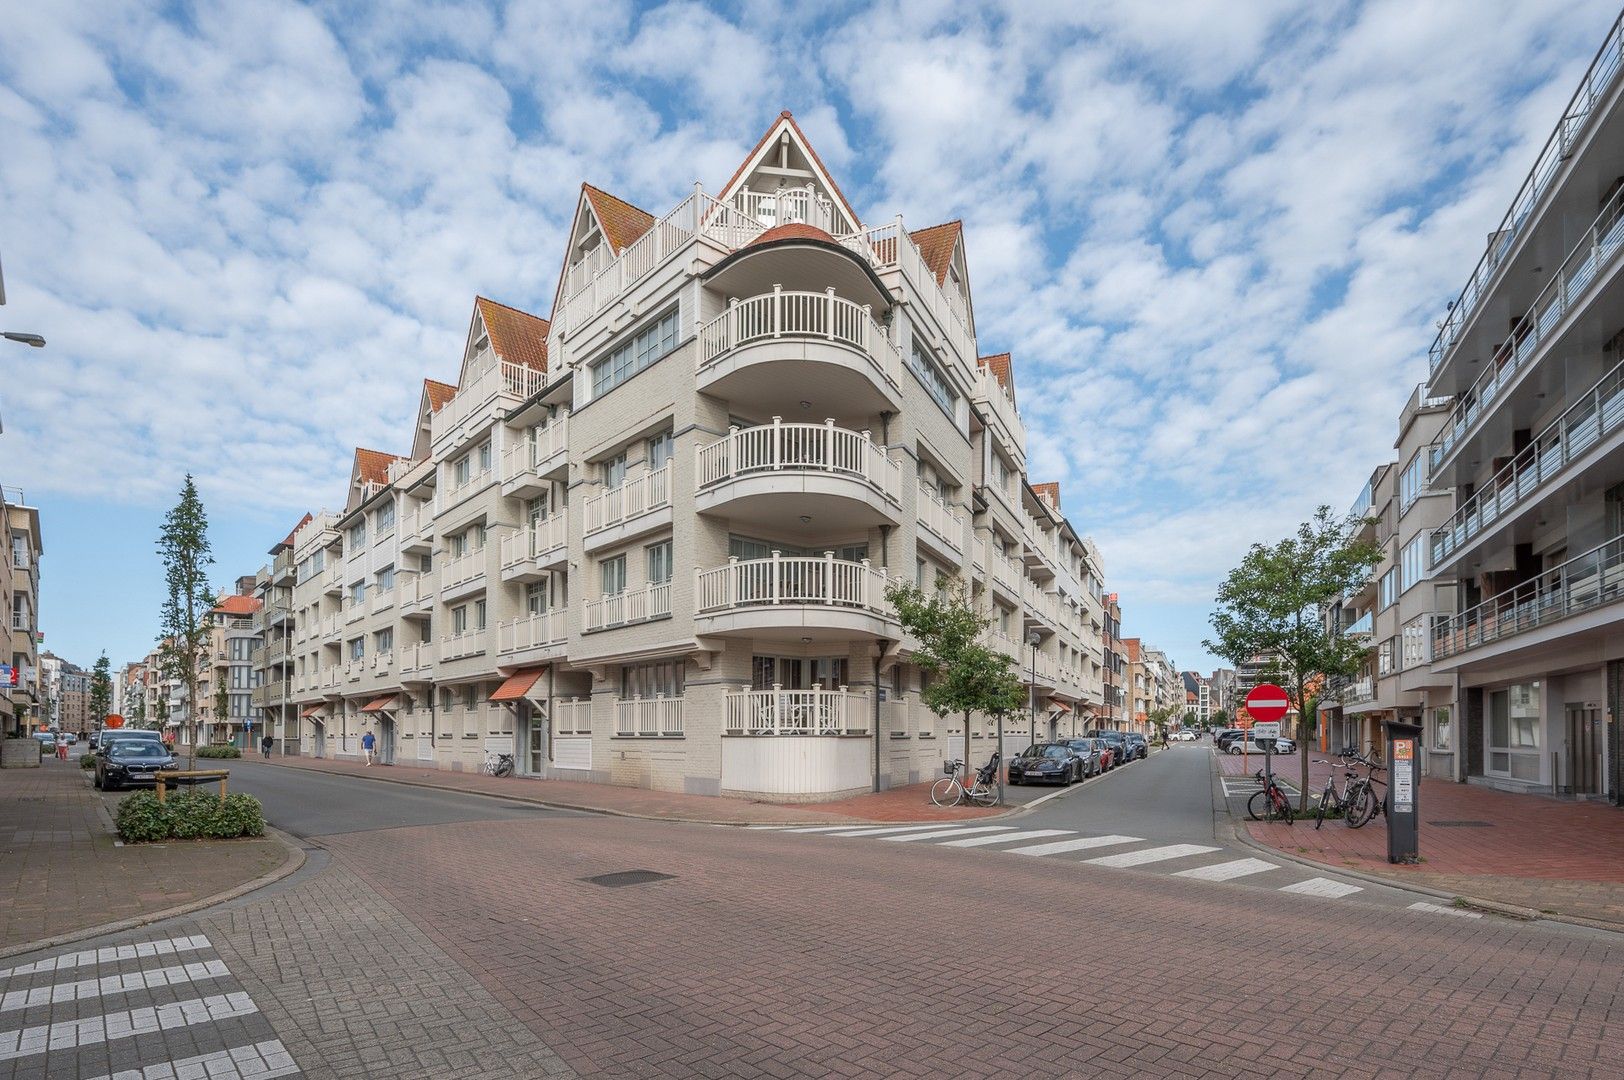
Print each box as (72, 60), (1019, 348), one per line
(490, 668), (545, 702)
(301, 704), (325, 718)
(361, 695), (399, 713)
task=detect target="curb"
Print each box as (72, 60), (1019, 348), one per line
(0, 827), (308, 964)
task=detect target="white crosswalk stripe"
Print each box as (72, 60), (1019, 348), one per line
(0, 992), (258, 1062)
(0, 935), (212, 980)
(1279, 877), (1364, 898)
(1004, 835), (1142, 857)
(1173, 858), (1279, 882)
(86, 1038), (300, 1080)
(937, 829), (1075, 848)
(1084, 844), (1221, 868)
(0, 959), (231, 1013)
(780, 825), (868, 833)
(882, 825), (1014, 843)
(822, 823), (978, 838)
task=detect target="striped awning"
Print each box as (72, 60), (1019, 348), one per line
(490, 668), (545, 702)
(361, 695), (399, 713)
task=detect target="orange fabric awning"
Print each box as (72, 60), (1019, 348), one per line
(301, 705), (324, 718)
(361, 695), (399, 713)
(490, 668), (545, 702)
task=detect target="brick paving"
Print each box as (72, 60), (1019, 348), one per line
(0, 759), (286, 952)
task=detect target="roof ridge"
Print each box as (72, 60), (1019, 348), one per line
(473, 294), (549, 321)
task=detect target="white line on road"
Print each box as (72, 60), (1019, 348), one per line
(86, 1038), (300, 1080)
(1279, 877), (1364, 899)
(937, 829), (1076, 848)
(780, 825), (871, 833)
(0, 992), (258, 1062)
(1085, 844), (1220, 868)
(0, 935), (213, 981)
(822, 823), (981, 838)
(1173, 858), (1280, 882)
(1408, 901), (1482, 919)
(0, 960), (230, 1013)
(1003, 835), (1143, 857)
(882, 826), (1015, 843)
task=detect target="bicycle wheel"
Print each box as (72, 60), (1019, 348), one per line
(1314, 787), (1330, 830)
(930, 777), (963, 808)
(1247, 789), (1271, 822)
(496, 758), (514, 778)
(1346, 786), (1376, 828)
(968, 782), (999, 808)
(1272, 791), (1295, 825)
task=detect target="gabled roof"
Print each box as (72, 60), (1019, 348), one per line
(474, 297), (550, 374)
(582, 184), (656, 254)
(1032, 482), (1060, 511)
(276, 513), (312, 552)
(424, 379), (456, 413)
(909, 221), (962, 285)
(978, 352), (1013, 396)
(717, 111), (862, 234)
(354, 448), (402, 487)
(213, 594), (262, 616)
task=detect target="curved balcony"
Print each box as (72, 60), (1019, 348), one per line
(694, 554), (895, 641)
(695, 420), (902, 532)
(696, 288), (903, 415)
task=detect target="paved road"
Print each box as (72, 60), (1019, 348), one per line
(8, 747), (1623, 1079)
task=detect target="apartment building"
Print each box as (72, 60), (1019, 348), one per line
(196, 589), (261, 747)
(1147, 647), (1179, 718)
(2, 485), (41, 737)
(282, 113), (1111, 801)
(251, 522), (300, 753)
(59, 663), (91, 733)
(1099, 594), (1126, 728)
(1210, 668), (1236, 718)
(1398, 12), (1624, 800)
(116, 661), (144, 722)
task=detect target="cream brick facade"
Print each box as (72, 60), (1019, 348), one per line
(2, 486), (42, 737)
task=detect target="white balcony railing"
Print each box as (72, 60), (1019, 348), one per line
(697, 287), (903, 388)
(1431, 185), (1624, 470)
(1429, 10), (1624, 372)
(732, 184), (836, 233)
(917, 483), (964, 553)
(372, 650), (394, 675)
(1432, 356), (1624, 566)
(1434, 533), (1624, 660)
(991, 552), (1022, 595)
(344, 660), (364, 682)
(440, 548), (486, 590)
(399, 641), (435, 674)
(499, 513), (569, 573)
(400, 501), (431, 542)
(614, 696), (685, 737)
(431, 360), (547, 445)
(496, 610), (566, 655)
(696, 554), (890, 616)
(442, 463), (493, 506)
(1022, 582), (1060, 627)
(503, 420), (569, 487)
(584, 582), (672, 632)
(555, 698), (592, 735)
(583, 464), (671, 535)
(723, 687), (871, 736)
(440, 629), (489, 662)
(696, 420), (902, 503)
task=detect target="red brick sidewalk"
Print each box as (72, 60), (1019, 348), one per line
(1219, 750), (1624, 924)
(262, 754), (1015, 823)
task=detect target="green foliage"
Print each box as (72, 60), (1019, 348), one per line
(195, 744), (241, 759)
(213, 682), (228, 741)
(80, 752), (97, 769)
(90, 653), (113, 727)
(114, 790), (265, 843)
(157, 474), (215, 771)
(1211, 709), (1230, 728)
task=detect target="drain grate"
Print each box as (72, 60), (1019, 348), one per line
(1428, 820), (1494, 828)
(583, 869), (674, 888)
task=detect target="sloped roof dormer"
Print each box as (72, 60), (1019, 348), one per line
(409, 378), (458, 461)
(717, 111), (862, 237)
(456, 297), (550, 388)
(978, 352), (1014, 404)
(911, 219), (975, 334)
(346, 447), (405, 513)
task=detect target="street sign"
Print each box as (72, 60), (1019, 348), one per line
(1244, 684), (1290, 724)
(1251, 721), (1280, 740)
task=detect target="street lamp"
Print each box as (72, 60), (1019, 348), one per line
(1028, 630), (1041, 744)
(2, 332), (45, 348)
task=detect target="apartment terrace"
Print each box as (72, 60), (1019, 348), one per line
(583, 463), (672, 548)
(694, 554), (893, 637)
(695, 420), (903, 527)
(501, 418), (568, 497)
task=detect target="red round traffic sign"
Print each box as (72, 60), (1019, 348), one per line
(1244, 684), (1290, 724)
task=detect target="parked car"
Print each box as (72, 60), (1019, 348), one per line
(1171, 730), (1198, 742)
(1123, 733), (1148, 760)
(1086, 730), (1130, 768)
(1225, 735), (1296, 755)
(95, 739), (177, 791)
(95, 729), (165, 758)
(1007, 743), (1081, 786)
(30, 731), (57, 753)
(1214, 728), (1248, 751)
(1061, 738), (1105, 777)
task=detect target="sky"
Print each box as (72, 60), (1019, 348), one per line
(1, 0), (1618, 675)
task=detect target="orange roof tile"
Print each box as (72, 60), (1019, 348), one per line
(582, 184), (656, 254)
(718, 111), (863, 233)
(475, 296), (550, 374)
(978, 352), (1013, 391)
(424, 379), (456, 413)
(745, 222), (836, 248)
(278, 512), (312, 551)
(354, 448), (402, 487)
(1032, 482), (1060, 511)
(909, 221), (962, 285)
(213, 594), (262, 616)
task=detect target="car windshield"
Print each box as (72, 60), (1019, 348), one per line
(1066, 742), (1093, 752)
(112, 743), (169, 760)
(1041, 746), (1070, 760)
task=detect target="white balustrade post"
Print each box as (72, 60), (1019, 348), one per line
(824, 550), (836, 605)
(825, 286), (836, 340)
(727, 423), (739, 479)
(860, 427), (872, 483)
(860, 557), (872, 609)
(773, 284), (783, 338)
(771, 415), (782, 470)
(728, 555), (739, 608)
(772, 683), (783, 735)
(727, 296), (740, 353)
(771, 550), (782, 603)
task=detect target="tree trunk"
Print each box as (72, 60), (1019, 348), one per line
(1297, 675), (1310, 812)
(963, 712), (971, 779)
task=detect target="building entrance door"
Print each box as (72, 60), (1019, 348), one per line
(1565, 704), (1602, 795)
(377, 716), (396, 766)
(524, 702), (548, 774)
(312, 720), (326, 759)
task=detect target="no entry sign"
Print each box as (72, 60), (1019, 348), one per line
(1244, 683), (1290, 724)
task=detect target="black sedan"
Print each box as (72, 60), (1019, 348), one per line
(1123, 733), (1149, 761)
(1007, 743), (1081, 786)
(1061, 738), (1106, 777)
(95, 740), (177, 791)
(1087, 730), (1130, 768)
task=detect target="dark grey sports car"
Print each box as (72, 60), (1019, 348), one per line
(1007, 743), (1079, 786)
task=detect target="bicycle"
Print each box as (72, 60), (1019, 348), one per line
(481, 751), (515, 778)
(1311, 754), (1359, 829)
(930, 754), (1001, 808)
(1344, 756), (1386, 829)
(1246, 768), (1294, 824)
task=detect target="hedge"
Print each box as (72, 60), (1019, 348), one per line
(195, 744), (242, 759)
(115, 790), (266, 843)
(80, 753), (97, 769)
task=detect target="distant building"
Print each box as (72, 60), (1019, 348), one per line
(1, 485), (42, 737)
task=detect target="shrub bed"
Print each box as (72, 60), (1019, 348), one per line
(115, 790), (266, 843)
(195, 744), (242, 759)
(80, 753), (97, 769)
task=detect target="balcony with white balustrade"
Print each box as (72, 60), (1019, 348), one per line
(614, 696), (685, 738)
(695, 420), (902, 532)
(583, 583), (672, 633)
(440, 461), (493, 515)
(721, 686), (873, 802)
(397, 571), (434, 616)
(582, 464), (672, 552)
(915, 483), (966, 565)
(440, 629), (489, 663)
(398, 640), (435, 681)
(321, 563), (343, 596)
(501, 419), (568, 498)
(988, 551), (1023, 605)
(499, 513), (569, 584)
(695, 553), (895, 641)
(438, 547), (487, 603)
(399, 499), (434, 554)
(496, 610), (566, 664)
(1022, 582), (1061, 634)
(430, 357), (547, 450)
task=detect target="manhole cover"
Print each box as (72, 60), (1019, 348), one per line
(1428, 820), (1494, 828)
(583, 869), (674, 888)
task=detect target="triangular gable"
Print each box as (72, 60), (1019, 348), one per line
(456, 297), (549, 387)
(346, 447), (403, 512)
(977, 352), (1014, 404)
(582, 185), (656, 254)
(410, 379), (457, 461)
(716, 111), (861, 236)
(550, 182), (654, 333)
(910, 219), (975, 335)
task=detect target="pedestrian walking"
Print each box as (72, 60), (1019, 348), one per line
(261, 734), (273, 759)
(362, 729), (376, 766)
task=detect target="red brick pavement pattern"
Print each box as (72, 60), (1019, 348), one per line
(318, 815), (1624, 1079)
(0, 758), (286, 950)
(267, 755), (1008, 823)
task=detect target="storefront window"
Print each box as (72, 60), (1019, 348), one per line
(1488, 682), (1540, 780)
(1432, 706), (1451, 751)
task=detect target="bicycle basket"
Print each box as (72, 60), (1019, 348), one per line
(943, 760), (959, 776)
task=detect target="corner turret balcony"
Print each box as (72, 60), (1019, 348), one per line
(695, 553), (896, 641)
(695, 420), (902, 531)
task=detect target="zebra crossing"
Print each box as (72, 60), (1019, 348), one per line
(0, 930), (299, 1079)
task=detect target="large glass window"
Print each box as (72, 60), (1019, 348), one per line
(1400, 536), (1427, 593)
(376, 566), (394, 594)
(1378, 569), (1397, 610)
(646, 541), (673, 585)
(1488, 682), (1541, 780)
(348, 637), (365, 661)
(590, 309), (680, 397)
(602, 452), (627, 489)
(647, 432), (674, 471)
(1432, 706), (1452, 751)
(375, 501), (396, 532)
(452, 605), (468, 635)
(374, 628), (393, 654)
(347, 521), (366, 551)
(909, 339), (958, 415)
(600, 555), (627, 596)
(621, 660), (684, 699)
(525, 580), (548, 615)
(1398, 452), (1428, 514)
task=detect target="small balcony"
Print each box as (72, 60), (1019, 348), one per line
(694, 554), (894, 640)
(430, 359), (547, 448)
(723, 687), (871, 736)
(695, 420), (902, 532)
(989, 551), (1023, 604)
(1343, 611), (1374, 638)
(369, 587), (395, 617)
(614, 696), (685, 738)
(583, 583), (672, 633)
(440, 629), (489, 662)
(321, 563), (342, 596)
(439, 548), (487, 602)
(400, 501), (434, 554)
(399, 641), (435, 679)
(441, 463), (493, 511)
(496, 610), (566, 659)
(398, 572), (434, 614)
(696, 287), (903, 416)
(582, 464), (672, 550)
(320, 614), (341, 642)
(501, 420), (568, 498)
(499, 514), (569, 583)
(915, 483), (965, 564)
(1022, 582), (1060, 631)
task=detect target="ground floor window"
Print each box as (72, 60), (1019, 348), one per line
(622, 661), (684, 699)
(1431, 706), (1452, 751)
(751, 655), (848, 690)
(1488, 682), (1540, 781)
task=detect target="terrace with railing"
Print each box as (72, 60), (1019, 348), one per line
(695, 555), (890, 620)
(583, 464), (672, 536)
(502, 419), (569, 489)
(723, 687), (871, 736)
(430, 358), (547, 446)
(695, 420), (902, 506)
(697, 287), (903, 392)
(496, 610), (566, 656)
(614, 696), (685, 737)
(583, 583), (672, 633)
(916, 483), (965, 556)
(440, 629), (489, 662)
(1433, 534), (1624, 660)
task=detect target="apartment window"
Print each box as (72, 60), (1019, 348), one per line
(1432, 706), (1452, 752)
(1378, 569), (1397, 610)
(474, 599), (487, 630)
(230, 694), (252, 719)
(474, 524), (488, 549)
(478, 442), (492, 473)
(590, 308), (680, 397)
(449, 531), (468, 557)
(228, 638), (252, 661)
(374, 628), (393, 654)
(992, 453), (1010, 491)
(453, 455), (471, 487)
(349, 581), (365, 606)
(812, 658), (849, 689)
(439, 687), (456, 711)
(375, 567), (395, 595)
(621, 661), (684, 699)
(1488, 682), (1541, 780)
(525, 580), (548, 615)
(602, 452), (627, 489)
(646, 541), (673, 585)
(526, 495), (546, 528)
(348, 638), (365, 661)
(647, 432), (674, 471)
(1398, 452), (1428, 514)
(601, 555), (627, 596)
(375, 502), (396, 532)
(1400, 535), (1427, 593)
(908, 338), (958, 415)
(230, 667), (249, 689)
(915, 558), (927, 588)
(347, 521), (366, 551)
(452, 606), (468, 635)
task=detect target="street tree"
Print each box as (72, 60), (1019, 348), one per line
(153, 696), (167, 733)
(1146, 704), (1181, 744)
(886, 579), (1027, 799)
(214, 681), (229, 745)
(156, 475), (216, 770)
(89, 653), (112, 731)
(1205, 506), (1382, 810)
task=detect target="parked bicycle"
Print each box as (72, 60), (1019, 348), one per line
(481, 751), (515, 778)
(930, 753), (1001, 808)
(1311, 753), (1360, 829)
(1246, 768), (1294, 824)
(1344, 754), (1386, 829)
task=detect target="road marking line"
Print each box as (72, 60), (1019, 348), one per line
(0, 991), (258, 1061)
(822, 823), (980, 838)
(86, 1038), (300, 1080)
(1279, 877), (1364, 898)
(0, 935), (213, 981)
(1173, 858), (1280, 882)
(937, 829), (1076, 848)
(1003, 835), (1143, 857)
(0, 960), (230, 1013)
(882, 825), (1014, 843)
(1085, 844), (1220, 868)
(1408, 901), (1482, 919)
(745, 825), (789, 830)
(780, 825), (869, 833)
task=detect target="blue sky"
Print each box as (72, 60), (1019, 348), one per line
(1, 0), (1617, 675)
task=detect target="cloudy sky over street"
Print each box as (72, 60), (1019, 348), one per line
(1, 0), (1616, 669)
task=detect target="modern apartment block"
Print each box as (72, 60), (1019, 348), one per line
(1122, 637), (1175, 732)
(2, 485), (41, 737)
(197, 588), (261, 747)
(1099, 594), (1126, 729)
(281, 113), (1114, 801)
(1210, 668), (1236, 718)
(251, 520), (301, 753)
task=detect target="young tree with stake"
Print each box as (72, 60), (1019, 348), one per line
(89, 653), (112, 731)
(156, 475), (216, 770)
